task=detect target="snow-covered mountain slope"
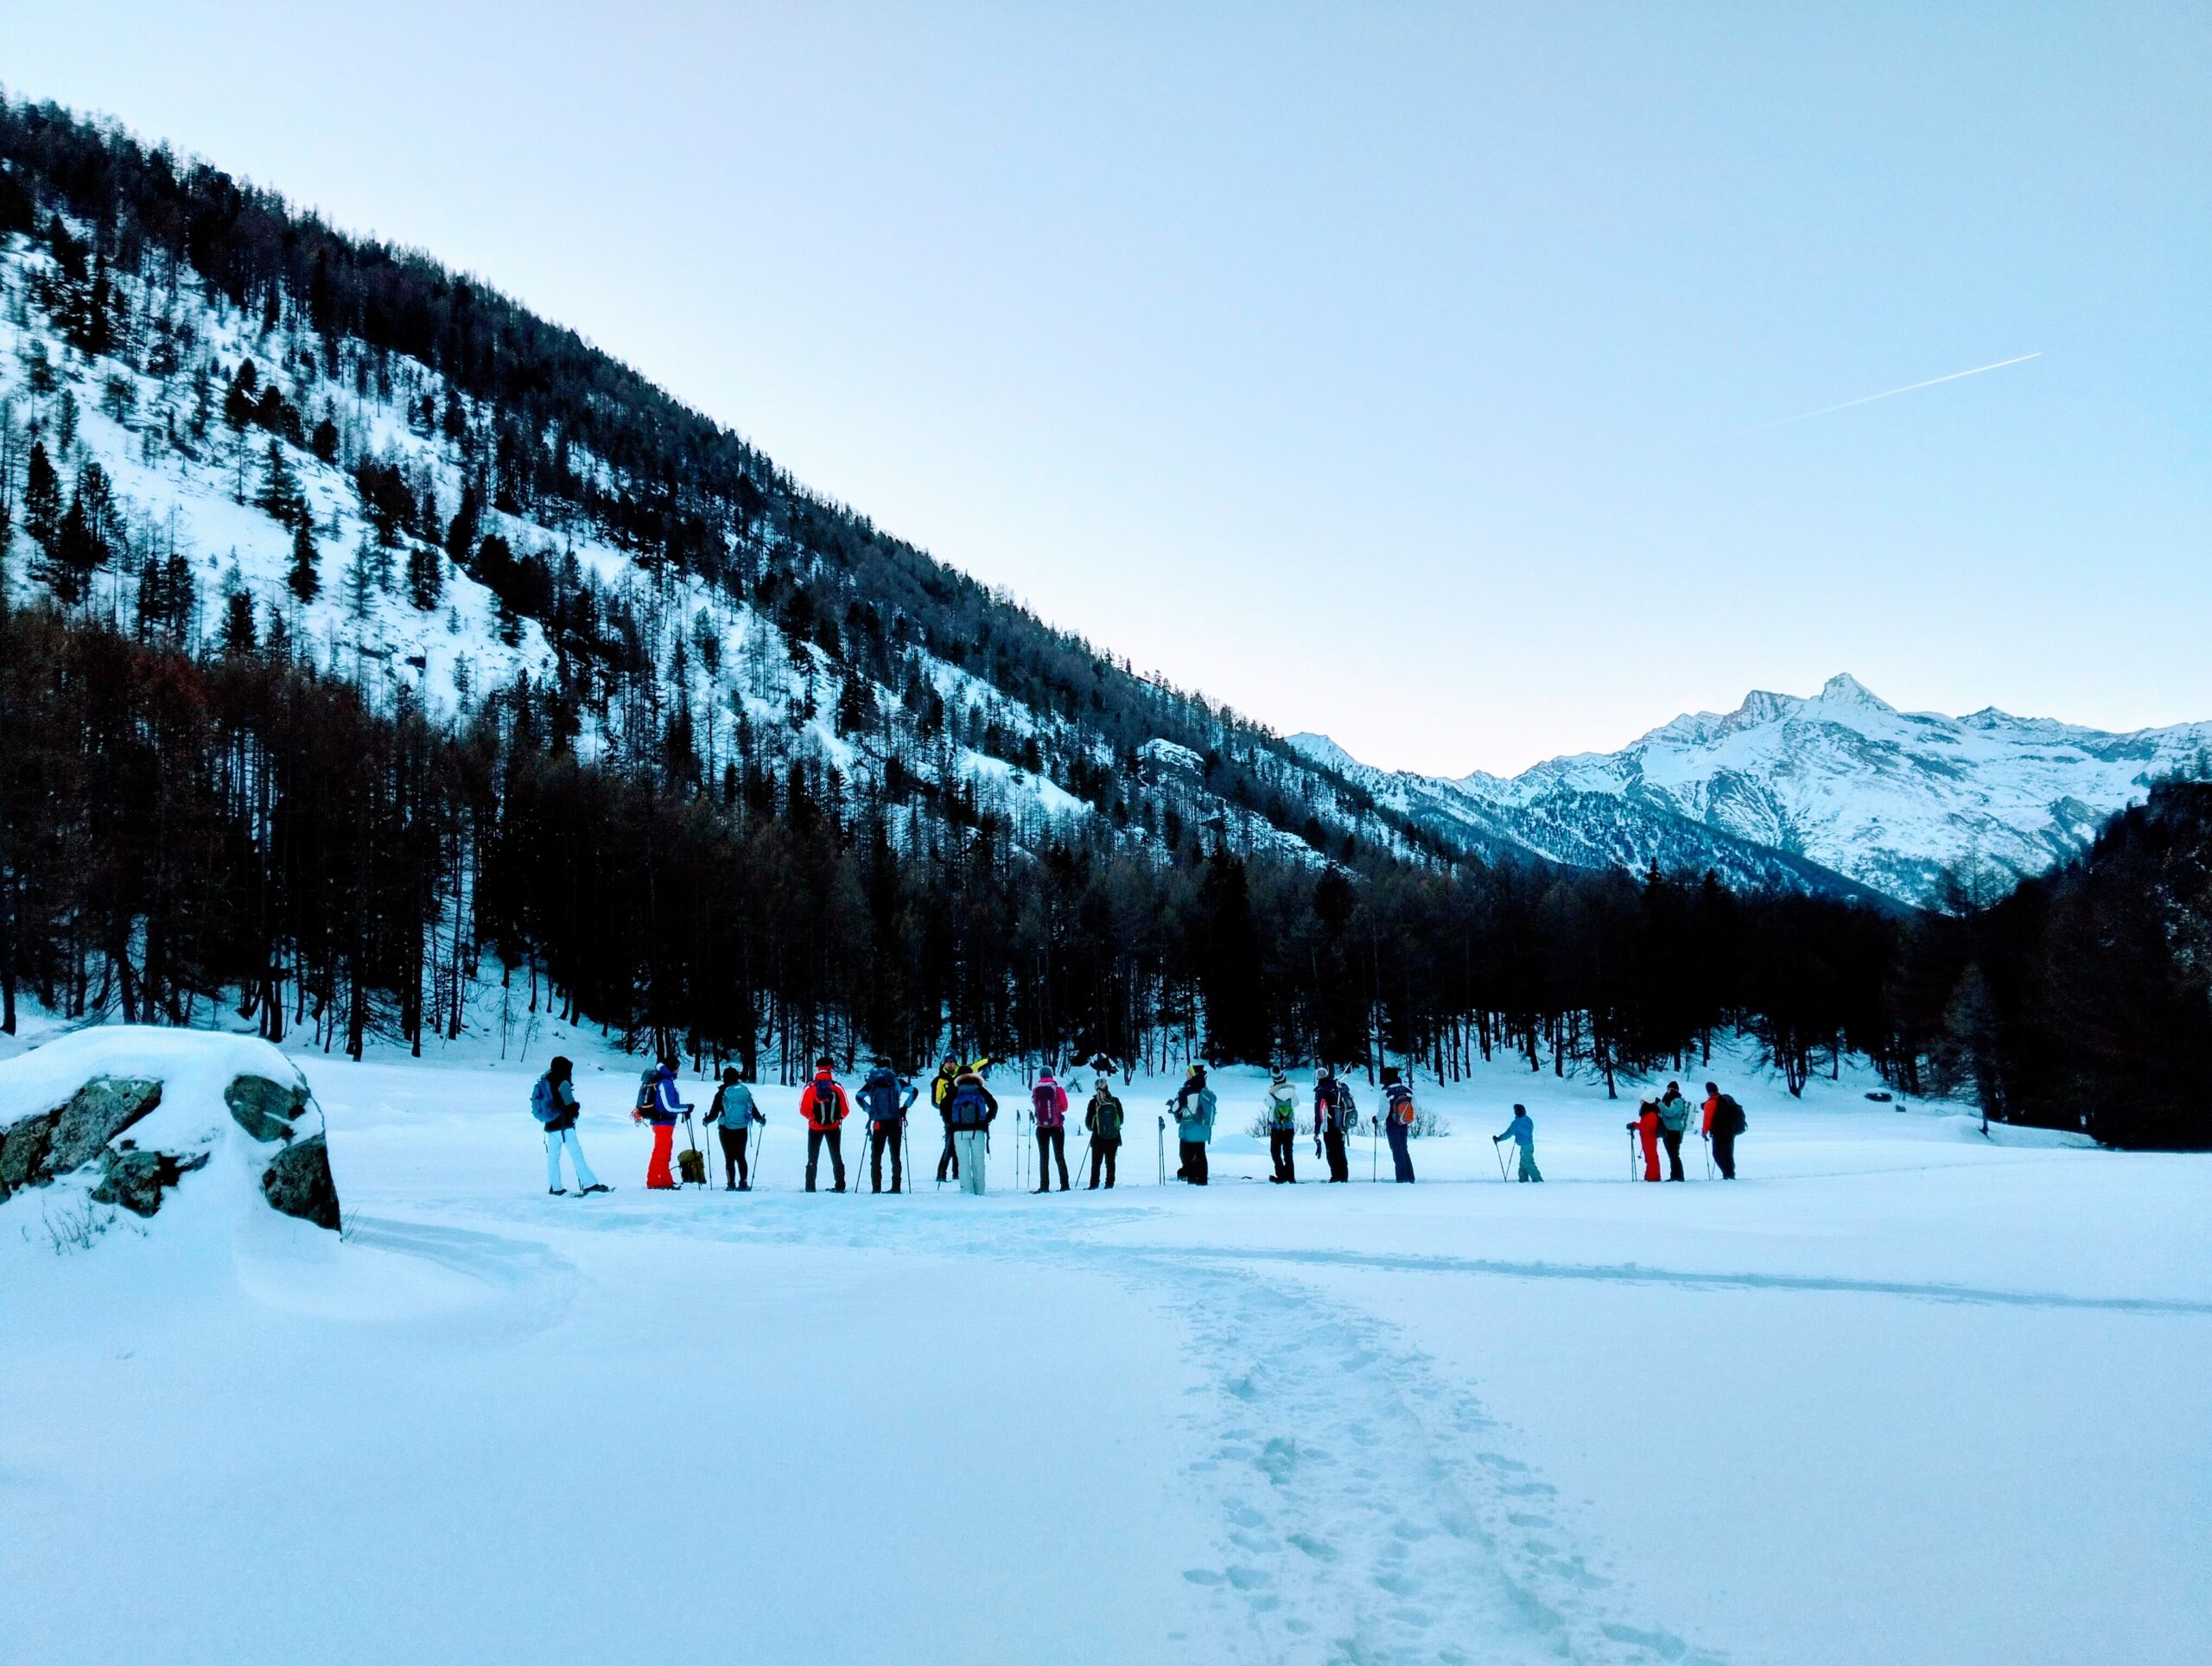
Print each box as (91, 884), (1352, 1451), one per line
(0, 189), (1420, 874)
(1297, 673), (2212, 905)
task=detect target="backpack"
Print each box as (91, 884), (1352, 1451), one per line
(806, 1078), (842, 1125)
(1717, 1093), (1747, 1135)
(1267, 1084), (1297, 1129)
(1330, 1079), (1358, 1131)
(531, 1076), (558, 1124)
(634, 1070), (659, 1115)
(1090, 1091), (1123, 1140)
(861, 1070), (902, 1121)
(948, 1082), (990, 1129)
(1385, 1082), (1416, 1125)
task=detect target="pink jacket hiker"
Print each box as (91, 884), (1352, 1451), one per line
(1031, 1075), (1069, 1128)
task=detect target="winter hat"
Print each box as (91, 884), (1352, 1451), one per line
(721, 1066), (740, 1085)
(1270, 1066), (1287, 1083)
(814, 1056), (834, 1073)
(1039, 1067), (1056, 1081)
(1705, 1081), (1719, 1096)
(1513, 1103), (1526, 1115)
(1380, 1066), (1401, 1085)
(1317, 1064), (1333, 1080)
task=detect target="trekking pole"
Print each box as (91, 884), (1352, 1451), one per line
(1494, 1141), (1510, 1181)
(1370, 1115), (1378, 1182)
(1702, 1133), (1713, 1181)
(1157, 1115), (1165, 1186)
(1627, 1126), (1637, 1182)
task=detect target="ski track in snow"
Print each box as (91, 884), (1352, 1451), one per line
(356, 1191), (1714, 1663)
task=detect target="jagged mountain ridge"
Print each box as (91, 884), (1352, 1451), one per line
(1294, 674), (2212, 905)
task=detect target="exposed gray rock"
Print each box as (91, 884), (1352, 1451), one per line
(0, 1110), (56, 1199)
(0, 1077), (162, 1199)
(225, 1071), (310, 1143)
(91, 1145), (211, 1217)
(48, 1078), (163, 1173)
(260, 1133), (340, 1230)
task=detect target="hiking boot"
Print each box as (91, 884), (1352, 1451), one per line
(582, 1184), (610, 1194)
(549, 1187), (568, 1196)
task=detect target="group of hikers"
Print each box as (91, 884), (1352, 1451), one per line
(529, 1052), (1749, 1195)
(1626, 1081), (1747, 1181)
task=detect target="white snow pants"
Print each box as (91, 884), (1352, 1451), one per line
(546, 1127), (599, 1191)
(955, 1129), (988, 1195)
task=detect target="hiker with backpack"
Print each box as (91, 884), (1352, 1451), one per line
(929, 1056), (961, 1182)
(1314, 1065), (1356, 1183)
(702, 1066), (763, 1190)
(800, 1058), (852, 1193)
(945, 1065), (998, 1195)
(1656, 1081), (1692, 1181)
(1263, 1067), (1300, 1183)
(631, 1059), (689, 1190)
(1629, 1097), (1662, 1181)
(1083, 1073), (1124, 1187)
(531, 1055), (610, 1196)
(857, 1059), (917, 1193)
(1492, 1103), (1541, 1182)
(1169, 1065), (1217, 1185)
(1381, 1066), (1416, 1183)
(1030, 1067), (1071, 1193)
(1702, 1080), (1746, 1179)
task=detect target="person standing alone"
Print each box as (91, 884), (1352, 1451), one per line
(801, 1057), (851, 1193)
(1031, 1067), (1071, 1193)
(1702, 1080), (1745, 1180)
(531, 1055), (609, 1196)
(1492, 1103), (1541, 1182)
(703, 1066), (761, 1190)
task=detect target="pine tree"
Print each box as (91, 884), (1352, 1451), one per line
(22, 441), (60, 548)
(259, 439), (306, 527)
(220, 589), (257, 656)
(223, 359), (259, 429)
(405, 541), (443, 610)
(289, 518), (321, 603)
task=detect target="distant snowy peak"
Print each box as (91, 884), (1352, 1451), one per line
(1378, 675), (2212, 905)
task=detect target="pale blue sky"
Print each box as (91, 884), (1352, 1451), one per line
(12, 3), (2208, 772)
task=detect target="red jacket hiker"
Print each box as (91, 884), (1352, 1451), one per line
(802, 1071), (850, 1131)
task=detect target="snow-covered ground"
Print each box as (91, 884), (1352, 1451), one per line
(5, 1033), (2208, 1665)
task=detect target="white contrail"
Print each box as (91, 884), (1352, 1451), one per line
(1746, 351), (2043, 431)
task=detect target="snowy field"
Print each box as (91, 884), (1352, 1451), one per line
(6, 1029), (2209, 1665)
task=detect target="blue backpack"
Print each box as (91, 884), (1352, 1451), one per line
(948, 1082), (991, 1129)
(862, 1069), (904, 1121)
(531, 1076), (558, 1124)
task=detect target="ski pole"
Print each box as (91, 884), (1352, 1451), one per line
(1702, 1133), (1713, 1181)
(1157, 1115), (1165, 1186)
(1494, 1141), (1510, 1181)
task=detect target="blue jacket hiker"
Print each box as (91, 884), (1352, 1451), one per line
(1493, 1104), (1541, 1183)
(531, 1055), (607, 1196)
(1170, 1066), (1217, 1186)
(703, 1068), (762, 1191)
(859, 1061), (918, 1193)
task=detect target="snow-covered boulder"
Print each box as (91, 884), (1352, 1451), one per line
(0, 1027), (338, 1232)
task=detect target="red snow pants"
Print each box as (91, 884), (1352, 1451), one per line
(647, 1122), (676, 1189)
(1638, 1112), (1661, 1181)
